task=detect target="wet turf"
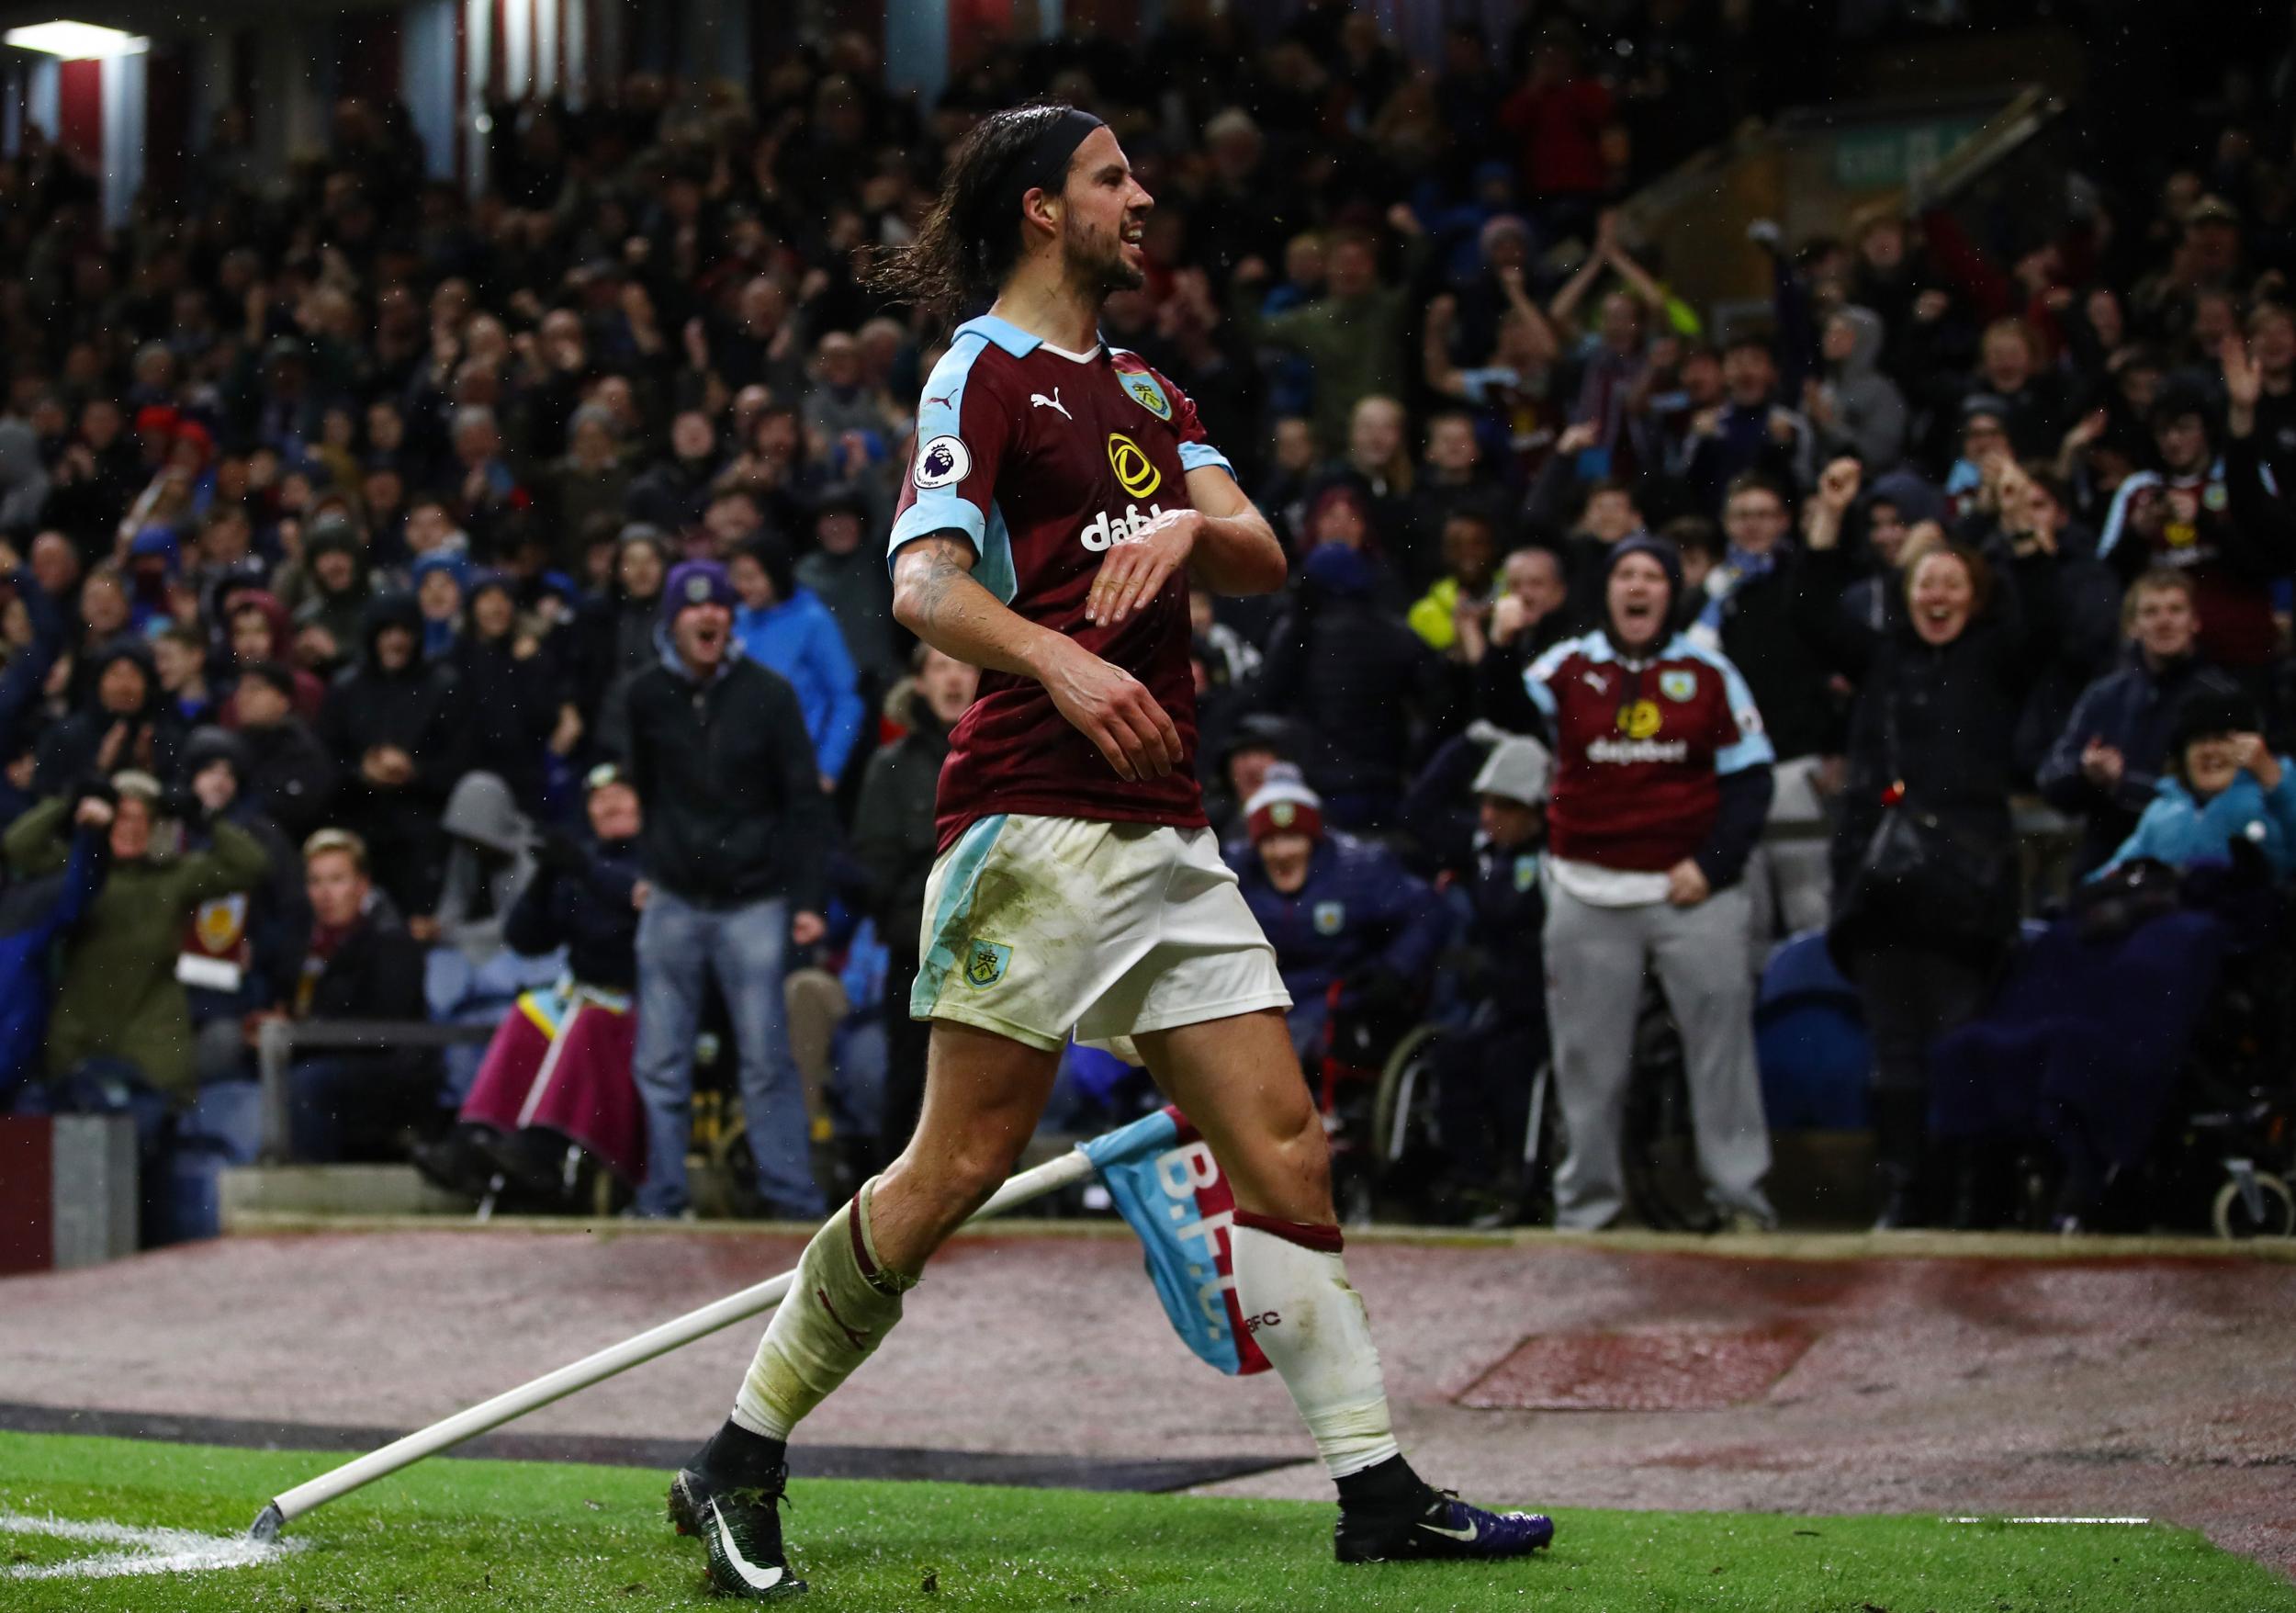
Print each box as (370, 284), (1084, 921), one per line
(2, 1430), (2290, 1611)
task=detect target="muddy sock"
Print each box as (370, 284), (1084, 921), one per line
(732, 1179), (917, 1440)
(1230, 1211), (1404, 1481)
(1334, 1452), (1435, 1513)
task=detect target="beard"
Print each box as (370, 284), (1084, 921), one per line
(1062, 219), (1142, 297)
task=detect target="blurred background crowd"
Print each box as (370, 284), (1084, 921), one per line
(4, 0), (2294, 1241)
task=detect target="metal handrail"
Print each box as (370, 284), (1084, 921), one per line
(254, 1018), (498, 1165)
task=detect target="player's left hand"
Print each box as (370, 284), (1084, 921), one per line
(1085, 509), (1200, 627)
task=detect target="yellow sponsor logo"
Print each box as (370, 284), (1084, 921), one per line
(1616, 699), (1663, 739)
(1108, 433), (1161, 499)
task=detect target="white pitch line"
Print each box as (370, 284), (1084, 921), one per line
(0, 1509), (299, 1580)
(1942, 1517), (2153, 1526)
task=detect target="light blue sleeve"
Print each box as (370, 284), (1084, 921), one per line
(1697, 644), (1778, 774)
(886, 337), (1016, 602)
(1522, 638), (1574, 721)
(1178, 441), (1235, 478)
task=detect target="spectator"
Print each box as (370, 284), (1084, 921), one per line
(1683, 334), (1815, 509)
(794, 482), (902, 694)
(1227, 768), (1446, 1062)
(318, 592), (462, 918)
(1430, 734), (1552, 1224)
(1525, 536), (1777, 1231)
(574, 525), (671, 726)
(1806, 305), (1908, 471)
(272, 828), (432, 1161)
(1406, 507), (1501, 656)
(36, 639), (186, 795)
(625, 560), (832, 1219)
(850, 647), (979, 1157)
(0, 787), (108, 1100)
(4, 769), (268, 1108)
(220, 590), (327, 725)
(1234, 220), (1424, 456)
(1801, 507), (2055, 1230)
(2096, 694), (2296, 878)
(729, 534), (865, 793)
(416, 762), (647, 1202)
(1257, 536), (1448, 829)
(2098, 351), (2294, 677)
(222, 662), (336, 845)
(2041, 570), (2245, 873)
(451, 570), (564, 815)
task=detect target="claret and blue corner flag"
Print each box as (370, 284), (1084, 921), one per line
(1080, 1106), (1273, 1377)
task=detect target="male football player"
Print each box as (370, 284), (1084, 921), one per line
(669, 103), (1554, 1598)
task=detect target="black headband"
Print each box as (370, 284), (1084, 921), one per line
(999, 107), (1106, 229)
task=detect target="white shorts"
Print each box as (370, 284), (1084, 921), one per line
(910, 815), (1290, 1062)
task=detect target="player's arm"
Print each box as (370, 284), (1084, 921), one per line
(892, 533), (1182, 784)
(1084, 467), (1285, 627)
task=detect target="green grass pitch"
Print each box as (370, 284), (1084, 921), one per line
(3, 1431), (2291, 1611)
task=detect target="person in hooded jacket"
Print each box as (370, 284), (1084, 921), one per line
(222, 661), (335, 844)
(34, 637), (186, 795)
(416, 763), (648, 1202)
(1255, 540), (1452, 829)
(282, 514), (377, 671)
(411, 550), (468, 661)
(174, 725), (309, 1080)
(219, 588), (327, 727)
(1795, 476), (2059, 1230)
(850, 646), (978, 1160)
(1806, 305), (1908, 471)
(572, 524), (670, 731)
(1526, 534), (1778, 1232)
(319, 591), (463, 918)
(729, 533), (865, 793)
(793, 481), (903, 695)
(451, 570), (561, 815)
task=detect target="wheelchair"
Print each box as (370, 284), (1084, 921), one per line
(1369, 976), (1712, 1229)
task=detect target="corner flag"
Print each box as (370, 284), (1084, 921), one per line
(1079, 1106), (1273, 1376)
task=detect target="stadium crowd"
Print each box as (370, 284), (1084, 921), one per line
(2, 1), (2293, 1237)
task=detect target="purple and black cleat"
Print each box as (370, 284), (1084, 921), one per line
(1334, 1490), (1556, 1563)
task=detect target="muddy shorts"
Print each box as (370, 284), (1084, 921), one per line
(910, 815), (1289, 1062)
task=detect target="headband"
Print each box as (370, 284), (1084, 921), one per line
(998, 107), (1107, 231)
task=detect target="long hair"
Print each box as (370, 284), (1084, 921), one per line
(865, 104), (1085, 322)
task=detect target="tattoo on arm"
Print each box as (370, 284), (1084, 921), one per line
(892, 534), (979, 634)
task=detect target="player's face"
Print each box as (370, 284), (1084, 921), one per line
(1059, 127), (1154, 296)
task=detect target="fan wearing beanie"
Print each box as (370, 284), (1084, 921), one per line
(1522, 534), (1780, 1231)
(2094, 691), (2296, 878)
(1231, 764), (1447, 1064)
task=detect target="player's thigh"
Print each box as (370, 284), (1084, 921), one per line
(884, 1021), (1063, 1205)
(1134, 1010), (1334, 1225)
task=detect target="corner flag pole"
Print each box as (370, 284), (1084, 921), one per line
(248, 1148), (1096, 1541)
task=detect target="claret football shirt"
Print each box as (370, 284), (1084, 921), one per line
(889, 313), (1236, 851)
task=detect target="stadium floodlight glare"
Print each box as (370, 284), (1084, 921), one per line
(3, 21), (150, 57)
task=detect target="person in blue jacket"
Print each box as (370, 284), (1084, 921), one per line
(727, 533), (864, 793)
(1227, 766), (1448, 1061)
(0, 782), (111, 1100)
(2097, 693), (2296, 879)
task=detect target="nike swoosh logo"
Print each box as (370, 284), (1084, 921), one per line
(713, 1506), (785, 1592)
(1418, 1517), (1480, 1543)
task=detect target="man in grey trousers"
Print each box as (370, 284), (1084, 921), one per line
(1523, 536), (1778, 1231)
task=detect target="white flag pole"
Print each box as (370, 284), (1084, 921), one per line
(250, 1148), (1096, 1540)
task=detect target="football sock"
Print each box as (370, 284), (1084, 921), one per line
(1230, 1212), (1404, 1481)
(1334, 1452), (1435, 1513)
(695, 1417), (786, 1484)
(732, 1179), (917, 1442)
